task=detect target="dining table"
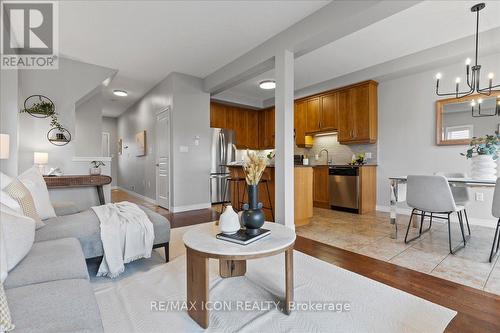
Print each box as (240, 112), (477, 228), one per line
(388, 176), (496, 239)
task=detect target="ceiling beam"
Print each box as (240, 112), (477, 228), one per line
(261, 27), (500, 107)
(203, 0), (422, 95)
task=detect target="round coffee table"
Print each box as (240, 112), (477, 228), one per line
(183, 222), (296, 328)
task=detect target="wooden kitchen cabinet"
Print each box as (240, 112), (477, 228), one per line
(337, 81), (377, 144)
(258, 107), (275, 149)
(233, 109), (248, 149)
(313, 166), (329, 209)
(294, 100), (307, 147)
(246, 110), (259, 150)
(320, 92), (338, 130)
(210, 102), (226, 128)
(305, 97), (321, 133)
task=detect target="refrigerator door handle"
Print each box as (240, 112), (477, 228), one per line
(221, 132), (226, 166)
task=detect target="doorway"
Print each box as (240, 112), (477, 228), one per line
(156, 109), (170, 209)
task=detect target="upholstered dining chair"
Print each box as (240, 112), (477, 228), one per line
(435, 172), (471, 236)
(489, 178), (500, 262)
(406, 175), (467, 254)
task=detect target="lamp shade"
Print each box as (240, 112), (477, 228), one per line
(0, 134), (9, 159)
(34, 152), (48, 165)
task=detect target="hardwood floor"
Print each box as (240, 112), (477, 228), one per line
(296, 236), (500, 333)
(111, 189), (220, 228)
(112, 189), (500, 332)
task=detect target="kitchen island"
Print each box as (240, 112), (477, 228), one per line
(227, 165), (313, 226)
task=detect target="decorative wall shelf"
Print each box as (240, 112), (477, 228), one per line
(47, 127), (72, 146)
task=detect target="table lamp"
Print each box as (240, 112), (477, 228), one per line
(0, 134), (9, 159)
(34, 152), (48, 175)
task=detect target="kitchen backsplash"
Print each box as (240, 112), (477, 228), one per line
(234, 133), (377, 165)
(295, 133), (378, 165)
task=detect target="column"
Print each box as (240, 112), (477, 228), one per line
(274, 49), (295, 230)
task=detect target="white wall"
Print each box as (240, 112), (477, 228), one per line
(75, 91), (104, 157)
(0, 69), (19, 176)
(17, 57), (115, 209)
(377, 52), (500, 224)
(103, 117), (118, 187)
(117, 72), (211, 212)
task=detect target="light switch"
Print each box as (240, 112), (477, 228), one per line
(179, 146), (189, 153)
(194, 135), (200, 146)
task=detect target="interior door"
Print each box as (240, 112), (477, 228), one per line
(156, 110), (170, 209)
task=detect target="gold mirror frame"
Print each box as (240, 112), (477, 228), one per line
(436, 92), (500, 146)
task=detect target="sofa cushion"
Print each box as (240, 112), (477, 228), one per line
(4, 238), (89, 290)
(52, 201), (80, 216)
(35, 205), (171, 258)
(6, 279), (103, 333)
(0, 283), (15, 332)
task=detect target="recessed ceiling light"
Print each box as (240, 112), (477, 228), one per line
(259, 80), (276, 90)
(113, 90), (128, 97)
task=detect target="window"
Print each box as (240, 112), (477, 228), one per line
(445, 125), (473, 140)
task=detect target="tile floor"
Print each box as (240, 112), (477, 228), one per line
(296, 208), (500, 295)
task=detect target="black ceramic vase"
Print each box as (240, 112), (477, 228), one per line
(242, 184), (265, 235)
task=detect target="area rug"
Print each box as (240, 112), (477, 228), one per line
(93, 249), (456, 332)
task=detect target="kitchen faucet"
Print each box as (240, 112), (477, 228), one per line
(319, 149), (332, 165)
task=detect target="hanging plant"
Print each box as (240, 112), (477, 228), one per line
(20, 95), (63, 129)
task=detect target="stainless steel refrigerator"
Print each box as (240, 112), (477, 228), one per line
(210, 128), (236, 204)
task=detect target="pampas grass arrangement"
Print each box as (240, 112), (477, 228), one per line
(243, 152), (267, 185)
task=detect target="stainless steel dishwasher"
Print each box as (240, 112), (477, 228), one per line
(329, 166), (359, 212)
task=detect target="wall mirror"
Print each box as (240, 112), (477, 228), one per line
(436, 93), (500, 145)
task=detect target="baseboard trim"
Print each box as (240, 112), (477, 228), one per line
(171, 203), (211, 213)
(115, 187), (157, 205)
(376, 205), (496, 228)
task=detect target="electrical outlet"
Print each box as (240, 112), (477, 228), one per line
(365, 152), (372, 159)
(475, 192), (484, 201)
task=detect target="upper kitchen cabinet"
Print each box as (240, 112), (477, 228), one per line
(305, 97), (321, 133)
(337, 81), (378, 144)
(320, 92), (338, 130)
(246, 109), (260, 150)
(210, 102), (226, 128)
(294, 100), (312, 148)
(259, 107), (275, 149)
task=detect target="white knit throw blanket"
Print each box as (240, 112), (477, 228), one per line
(91, 201), (154, 278)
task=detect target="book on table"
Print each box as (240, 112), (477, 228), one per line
(216, 228), (270, 245)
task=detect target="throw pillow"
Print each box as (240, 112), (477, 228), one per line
(0, 283), (15, 332)
(17, 167), (56, 220)
(4, 180), (45, 229)
(0, 225), (7, 283)
(0, 172), (12, 190)
(0, 204), (36, 272)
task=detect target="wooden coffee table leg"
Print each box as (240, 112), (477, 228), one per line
(186, 247), (209, 328)
(285, 247), (294, 315)
(219, 259), (246, 278)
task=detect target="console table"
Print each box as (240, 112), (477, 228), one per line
(43, 175), (112, 205)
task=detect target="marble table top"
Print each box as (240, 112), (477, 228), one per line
(183, 222), (296, 257)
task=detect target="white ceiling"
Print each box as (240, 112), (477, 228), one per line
(58, 1), (329, 117)
(215, 0), (500, 106)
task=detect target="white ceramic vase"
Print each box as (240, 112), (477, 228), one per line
(219, 205), (240, 235)
(471, 155), (497, 180)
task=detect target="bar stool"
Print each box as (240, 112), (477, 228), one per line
(221, 177), (246, 211)
(405, 175), (467, 254)
(489, 178), (500, 262)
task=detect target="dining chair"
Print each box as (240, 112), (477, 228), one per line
(489, 178), (500, 262)
(435, 172), (471, 236)
(406, 175), (467, 254)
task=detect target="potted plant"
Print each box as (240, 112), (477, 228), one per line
(89, 161), (105, 175)
(241, 152), (268, 235)
(20, 100), (56, 117)
(461, 132), (500, 180)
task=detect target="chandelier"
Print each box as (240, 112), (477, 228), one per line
(434, 3), (499, 101)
